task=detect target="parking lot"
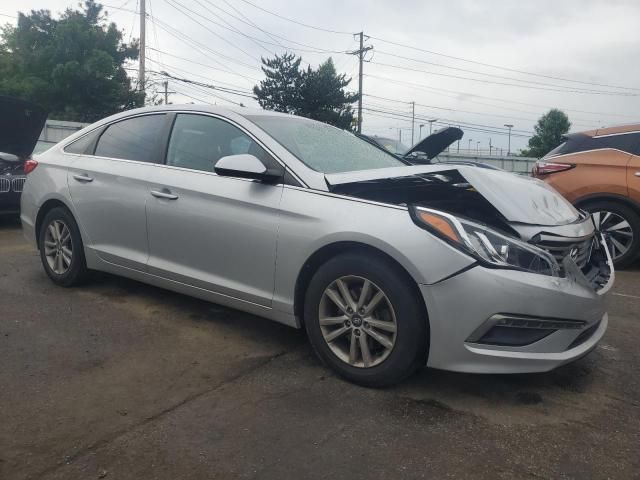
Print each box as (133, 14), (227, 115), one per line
(1, 216), (639, 480)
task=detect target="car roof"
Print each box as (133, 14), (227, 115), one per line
(578, 123), (640, 137)
(118, 104), (293, 119)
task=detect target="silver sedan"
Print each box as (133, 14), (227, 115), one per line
(18, 105), (613, 386)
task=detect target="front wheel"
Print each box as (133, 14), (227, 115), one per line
(304, 252), (428, 387)
(581, 200), (640, 269)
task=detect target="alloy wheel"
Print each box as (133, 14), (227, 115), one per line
(319, 275), (397, 368)
(592, 210), (634, 261)
(44, 219), (73, 275)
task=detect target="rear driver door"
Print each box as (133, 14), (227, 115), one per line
(67, 114), (169, 270)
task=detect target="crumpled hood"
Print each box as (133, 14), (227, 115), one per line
(0, 96), (48, 158)
(325, 164), (580, 226)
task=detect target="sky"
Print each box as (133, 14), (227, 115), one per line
(2, 0), (640, 153)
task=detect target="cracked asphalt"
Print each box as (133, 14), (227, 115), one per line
(1, 216), (639, 479)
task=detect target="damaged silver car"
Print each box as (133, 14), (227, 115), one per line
(19, 105), (613, 386)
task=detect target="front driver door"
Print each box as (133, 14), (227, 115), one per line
(146, 113), (284, 307)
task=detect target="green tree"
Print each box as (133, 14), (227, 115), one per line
(521, 109), (571, 157)
(0, 0), (143, 122)
(253, 52), (302, 114)
(253, 54), (358, 129)
(298, 58), (358, 130)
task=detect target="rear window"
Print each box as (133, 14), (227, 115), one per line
(544, 140), (568, 158)
(64, 129), (101, 155)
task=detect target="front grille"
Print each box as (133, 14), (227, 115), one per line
(11, 177), (26, 192)
(534, 234), (594, 269)
(0, 178), (9, 193)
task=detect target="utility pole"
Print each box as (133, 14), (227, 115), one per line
(348, 32), (373, 134)
(489, 138), (493, 156)
(411, 101), (415, 145)
(504, 124), (513, 155)
(139, 0), (146, 95)
(162, 80), (176, 105)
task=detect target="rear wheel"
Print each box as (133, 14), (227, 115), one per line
(38, 207), (88, 286)
(304, 252), (427, 387)
(581, 200), (640, 268)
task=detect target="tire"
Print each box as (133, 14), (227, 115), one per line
(38, 207), (88, 287)
(303, 252), (428, 387)
(581, 200), (640, 269)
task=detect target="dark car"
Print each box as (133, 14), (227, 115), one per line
(0, 96), (47, 215)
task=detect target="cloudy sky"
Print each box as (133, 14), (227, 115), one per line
(2, 0), (639, 153)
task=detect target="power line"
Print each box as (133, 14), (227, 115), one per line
(374, 50), (640, 94)
(145, 49), (258, 86)
(158, 70), (256, 99)
(197, 0), (349, 55)
(234, 0), (353, 35)
(362, 106), (533, 136)
(363, 94), (598, 129)
(368, 35), (640, 92)
(368, 61), (639, 96)
(164, 0), (261, 62)
(146, 58), (254, 94)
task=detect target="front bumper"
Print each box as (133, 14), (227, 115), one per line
(421, 264), (608, 374)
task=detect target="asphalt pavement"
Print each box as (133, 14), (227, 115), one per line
(1, 216), (639, 479)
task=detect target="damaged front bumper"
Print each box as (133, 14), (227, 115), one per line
(420, 238), (612, 374)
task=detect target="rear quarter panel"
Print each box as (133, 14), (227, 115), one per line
(543, 149), (630, 203)
(20, 148), (77, 245)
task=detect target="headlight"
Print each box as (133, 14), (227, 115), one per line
(410, 206), (560, 276)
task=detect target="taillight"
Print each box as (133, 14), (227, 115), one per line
(534, 161), (574, 175)
(24, 158), (38, 174)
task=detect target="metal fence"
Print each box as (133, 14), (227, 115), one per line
(437, 152), (538, 174)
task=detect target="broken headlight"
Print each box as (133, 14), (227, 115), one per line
(410, 206), (560, 276)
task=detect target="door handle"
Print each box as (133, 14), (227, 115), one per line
(72, 174), (94, 183)
(151, 189), (178, 200)
(635, 171), (640, 177)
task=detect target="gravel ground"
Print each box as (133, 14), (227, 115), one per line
(1, 216), (638, 480)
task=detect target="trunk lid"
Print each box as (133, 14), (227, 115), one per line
(0, 96), (48, 158)
(326, 164), (580, 226)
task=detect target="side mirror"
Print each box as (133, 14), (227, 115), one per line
(214, 154), (282, 182)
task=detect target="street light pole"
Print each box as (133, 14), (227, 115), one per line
(419, 124), (425, 140)
(468, 139), (473, 152)
(476, 141), (480, 154)
(504, 124), (514, 155)
(428, 119), (437, 135)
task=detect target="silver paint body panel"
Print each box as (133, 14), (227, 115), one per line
(21, 105), (610, 374)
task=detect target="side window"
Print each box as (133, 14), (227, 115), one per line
(94, 114), (166, 163)
(166, 114), (276, 173)
(64, 128), (102, 155)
